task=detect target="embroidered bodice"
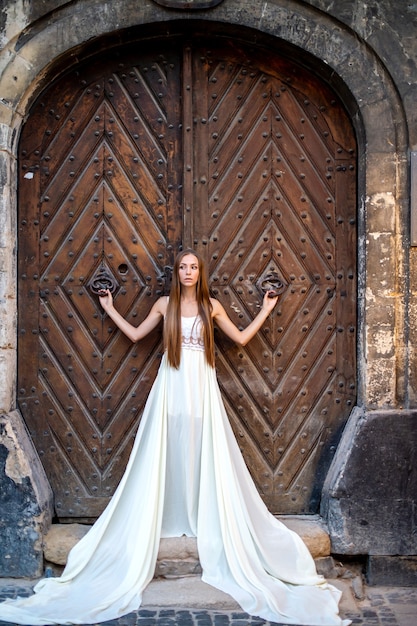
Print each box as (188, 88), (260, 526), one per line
(181, 315), (205, 352)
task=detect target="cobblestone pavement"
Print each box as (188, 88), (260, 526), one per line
(0, 580), (416, 626)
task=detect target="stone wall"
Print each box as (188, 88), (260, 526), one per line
(322, 407), (417, 555)
(0, 412), (53, 577)
(0, 0), (416, 577)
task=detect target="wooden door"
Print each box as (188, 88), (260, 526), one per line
(18, 36), (356, 519)
(191, 42), (356, 513)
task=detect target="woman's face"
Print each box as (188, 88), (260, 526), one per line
(178, 254), (200, 288)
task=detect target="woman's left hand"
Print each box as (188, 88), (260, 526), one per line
(98, 288), (113, 311)
(262, 290), (280, 313)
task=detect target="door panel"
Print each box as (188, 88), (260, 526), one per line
(191, 42), (356, 512)
(18, 37), (356, 519)
(19, 45), (184, 518)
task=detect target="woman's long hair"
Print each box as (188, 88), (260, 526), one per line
(165, 249), (215, 368)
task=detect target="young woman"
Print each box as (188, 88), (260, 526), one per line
(0, 250), (350, 626)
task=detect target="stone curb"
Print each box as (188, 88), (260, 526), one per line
(43, 516), (331, 578)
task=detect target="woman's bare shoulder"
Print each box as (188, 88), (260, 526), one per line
(210, 297), (224, 316)
(152, 295), (169, 317)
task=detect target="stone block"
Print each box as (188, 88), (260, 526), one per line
(155, 536), (201, 578)
(42, 517), (330, 579)
(367, 556), (417, 586)
(142, 576), (240, 610)
(155, 557), (202, 578)
(44, 526), (203, 579)
(157, 536), (199, 561)
(314, 556), (339, 578)
(44, 527), (202, 578)
(322, 407), (417, 555)
(0, 411), (53, 577)
(280, 516), (331, 558)
(43, 523), (90, 565)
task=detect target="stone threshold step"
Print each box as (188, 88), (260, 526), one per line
(44, 515), (335, 578)
(0, 575), (359, 617)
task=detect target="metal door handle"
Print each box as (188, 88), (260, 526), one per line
(88, 266), (119, 295)
(257, 271), (287, 298)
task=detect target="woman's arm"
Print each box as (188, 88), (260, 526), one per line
(98, 290), (167, 342)
(211, 291), (279, 347)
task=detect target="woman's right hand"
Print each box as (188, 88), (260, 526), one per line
(96, 294), (164, 343)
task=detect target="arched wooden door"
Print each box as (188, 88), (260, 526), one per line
(18, 36), (356, 520)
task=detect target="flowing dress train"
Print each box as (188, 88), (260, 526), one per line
(0, 316), (350, 626)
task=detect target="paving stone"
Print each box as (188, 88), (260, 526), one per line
(0, 579), (416, 625)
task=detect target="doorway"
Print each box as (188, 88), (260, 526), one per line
(18, 34), (356, 519)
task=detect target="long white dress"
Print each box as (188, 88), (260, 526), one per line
(0, 316), (350, 626)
